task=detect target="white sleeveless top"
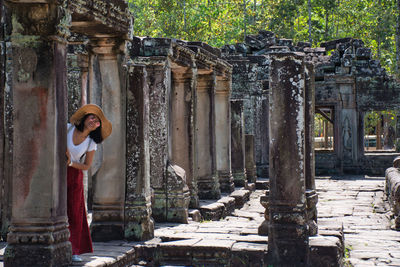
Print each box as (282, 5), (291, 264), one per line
(67, 123), (97, 163)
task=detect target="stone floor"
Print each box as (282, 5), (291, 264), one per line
(316, 175), (400, 266)
(0, 175), (399, 266)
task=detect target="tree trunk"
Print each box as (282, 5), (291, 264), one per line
(396, 0), (400, 78)
(325, 10), (329, 40)
(254, 0), (257, 25)
(308, 0), (312, 44)
(243, 0), (247, 39)
(183, 0), (187, 33)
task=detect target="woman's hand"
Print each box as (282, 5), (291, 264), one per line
(66, 149), (71, 166)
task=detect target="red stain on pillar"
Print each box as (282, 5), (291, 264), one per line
(16, 86), (48, 208)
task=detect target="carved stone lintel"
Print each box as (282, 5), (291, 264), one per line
(7, 2), (71, 42)
(89, 37), (125, 59)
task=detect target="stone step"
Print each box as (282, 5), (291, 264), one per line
(230, 189), (251, 209)
(131, 236), (342, 267)
(188, 209), (202, 222)
(246, 182), (256, 191)
(256, 178), (270, 190)
(217, 196), (236, 217)
(199, 202), (225, 221)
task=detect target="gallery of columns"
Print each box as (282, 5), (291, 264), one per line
(2, 0), (400, 266)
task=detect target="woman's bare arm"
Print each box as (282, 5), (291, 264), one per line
(68, 150), (96, 171)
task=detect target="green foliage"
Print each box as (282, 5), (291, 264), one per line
(129, 0), (399, 75)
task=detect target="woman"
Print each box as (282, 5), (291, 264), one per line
(66, 104), (112, 262)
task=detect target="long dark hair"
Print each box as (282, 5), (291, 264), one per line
(75, 113), (103, 144)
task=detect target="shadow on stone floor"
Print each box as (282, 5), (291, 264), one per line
(319, 175), (385, 181)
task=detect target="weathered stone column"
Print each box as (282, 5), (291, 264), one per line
(396, 115), (400, 152)
(195, 72), (220, 199)
(245, 134), (257, 183)
(268, 52), (308, 265)
(336, 76), (357, 173)
(215, 76), (234, 193)
(305, 62), (318, 236)
(0, 1), (12, 241)
(89, 36), (126, 241)
(4, 2), (72, 266)
(125, 63), (154, 240)
(141, 58), (171, 222)
(230, 99), (247, 187)
(77, 53), (89, 106)
(171, 69), (197, 211)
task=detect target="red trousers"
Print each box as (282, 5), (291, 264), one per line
(67, 167), (93, 255)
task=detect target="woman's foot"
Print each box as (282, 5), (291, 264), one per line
(72, 255), (83, 262)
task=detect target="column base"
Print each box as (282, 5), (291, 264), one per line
(189, 193), (200, 209)
(167, 191), (190, 223)
(91, 222), (124, 242)
(5, 223), (71, 267)
(150, 189), (167, 222)
(152, 189), (191, 223)
(218, 171), (234, 193)
(91, 204), (124, 241)
(256, 164), (269, 178)
(124, 196), (154, 241)
(5, 242), (71, 267)
(246, 164), (257, 183)
(306, 189), (318, 236)
(197, 174), (221, 199)
(232, 170), (247, 187)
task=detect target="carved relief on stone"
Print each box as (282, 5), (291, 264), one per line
(342, 116), (352, 158)
(12, 46), (37, 83)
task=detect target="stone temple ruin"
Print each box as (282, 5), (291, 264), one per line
(1, 0), (400, 266)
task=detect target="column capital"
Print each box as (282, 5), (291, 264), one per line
(7, 2), (71, 43)
(89, 36), (126, 59)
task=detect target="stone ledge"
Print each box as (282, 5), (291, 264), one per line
(309, 235), (344, 267)
(256, 178), (270, 190)
(230, 189), (251, 208)
(217, 196), (236, 217)
(199, 202), (225, 221)
(189, 209), (202, 222)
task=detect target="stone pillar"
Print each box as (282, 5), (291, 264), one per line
(89, 36), (126, 241)
(165, 68), (192, 222)
(4, 2), (72, 266)
(215, 76), (234, 193)
(144, 58), (171, 222)
(171, 69), (198, 209)
(305, 63), (318, 236)
(195, 72), (220, 199)
(245, 134), (257, 183)
(125, 63), (154, 240)
(396, 114), (400, 152)
(0, 1), (11, 240)
(0, 2), (4, 239)
(230, 99), (247, 187)
(337, 76), (358, 173)
(268, 52), (308, 266)
(78, 53), (89, 106)
(259, 95), (270, 178)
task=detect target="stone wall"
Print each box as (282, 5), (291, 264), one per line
(223, 31), (400, 176)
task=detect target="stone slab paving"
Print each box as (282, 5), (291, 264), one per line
(1, 175), (399, 266)
(316, 175), (400, 266)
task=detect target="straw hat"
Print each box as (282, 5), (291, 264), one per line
(70, 104), (112, 140)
